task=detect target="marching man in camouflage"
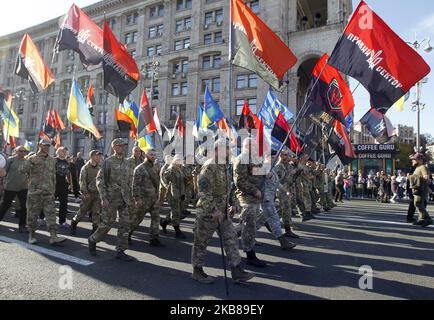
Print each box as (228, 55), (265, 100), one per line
(88, 139), (134, 262)
(132, 148), (165, 247)
(19, 139), (66, 245)
(161, 154), (187, 239)
(258, 154), (298, 250)
(159, 155), (173, 206)
(274, 149), (300, 239)
(127, 146), (145, 243)
(71, 150), (103, 236)
(233, 138), (267, 268)
(192, 139), (254, 284)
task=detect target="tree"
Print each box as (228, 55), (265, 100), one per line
(396, 142), (413, 170)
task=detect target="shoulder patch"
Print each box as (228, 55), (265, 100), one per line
(199, 177), (209, 190)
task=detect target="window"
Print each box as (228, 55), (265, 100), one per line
(174, 40), (182, 51)
(202, 54), (221, 69)
(214, 31), (223, 43)
(204, 33), (212, 45)
(182, 60), (189, 73)
(156, 44), (162, 55)
(205, 12), (213, 25)
(176, 0), (191, 10)
(132, 31), (138, 43)
(98, 111), (108, 125)
(149, 26), (159, 38)
(176, 20), (183, 32)
(31, 118), (37, 129)
(171, 83), (180, 96)
(173, 59), (189, 74)
(126, 12), (139, 25)
(110, 19), (116, 29)
(215, 9), (223, 24)
(237, 74), (257, 89)
(67, 50), (75, 61)
(181, 82), (188, 96)
(150, 5), (164, 18)
(125, 33), (132, 44)
(212, 78), (220, 92)
(63, 80), (72, 94)
(66, 65), (74, 74)
(236, 98), (257, 115)
(174, 38), (190, 50)
(175, 17), (191, 32)
(247, 0), (260, 14)
(157, 24), (164, 36)
(130, 50), (137, 58)
(185, 17), (192, 29)
(183, 38), (190, 49)
(170, 104), (186, 120)
(32, 102), (38, 113)
(99, 93), (109, 105)
(147, 46), (155, 57)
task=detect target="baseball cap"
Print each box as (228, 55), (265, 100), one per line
(39, 139), (51, 146)
(89, 150), (103, 158)
(410, 153), (425, 161)
(112, 138), (128, 146)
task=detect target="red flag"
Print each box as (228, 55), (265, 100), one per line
(271, 112), (301, 154)
(307, 53), (355, 125)
(173, 115), (184, 139)
(138, 90), (157, 135)
(328, 120), (356, 165)
(257, 119), (264, 157)
(15, 33), (55, 93)
(103, 21), (139, 101)
(328, 1), (431, 112)
(231, 0), (297, 91)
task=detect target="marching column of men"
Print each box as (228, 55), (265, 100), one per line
(0, 136), (392, 284)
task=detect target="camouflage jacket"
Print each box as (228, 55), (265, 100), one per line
(127, 156), (144, 179)
(183, 164), (195, 186)
(160, 163), (171, 189)
(263, 167), (284, 203)
(163, 165), (186, 198)
(19, 152), (56, 195)
(97, 155), (131, 204)
(132, 159), (160, 202)
(233, 153), (265, 204)
(197, 159), (231, 216)
(79, 161), (100, 194)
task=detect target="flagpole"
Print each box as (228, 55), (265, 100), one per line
(228, 0), (233, 125)
(3, 72), (18, 154)
(271, 59), (329, 169)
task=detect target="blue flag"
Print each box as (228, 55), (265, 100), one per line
(204, 86), (225, 123)
(346, 115), (353, 133)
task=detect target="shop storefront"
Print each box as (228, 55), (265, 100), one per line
(351, 144), (399, 176)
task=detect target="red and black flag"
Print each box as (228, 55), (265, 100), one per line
(231, 0), (297, 92)
(328, 121), (356, 166)
(238, 100), (259, 130)
(87, 85), (96, 116)
(15, 33), (55, 94)
(306, 53), (355, 126)
(328, 1), (431, 113)
(103, 21), (139, 102)
(40, 109), (65, 146)
(137, 89), (157, 138)
(54, 4), (104, 70)
(360, 108), (395, 144)
(271, 112), (301, 154)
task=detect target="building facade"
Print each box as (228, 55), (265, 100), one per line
(0, 0), (353, 156)
(396, 125), (416, 145)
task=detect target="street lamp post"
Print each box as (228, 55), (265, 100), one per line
(407, 37), (432, 152)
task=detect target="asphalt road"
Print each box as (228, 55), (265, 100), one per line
(1, 198), (433, 300)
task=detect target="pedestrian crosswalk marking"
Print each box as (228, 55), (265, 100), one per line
(0, 236), (95, 266)
(317, 215), (434, 229)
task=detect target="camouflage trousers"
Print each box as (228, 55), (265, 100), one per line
(277, 191), (294, 227)
(300, 186), (312, 213)
(131, 197), (161, 240)
(258, 201), (284, 239)
(239, 202), (261, 252)
(90, 198), (130, 252)
(73, 193), (101, 225)
(181, 185), (194, 212)
(310, 189), (318, 211)
(159, 186), (167, 206)
(192, 212), (241, 269)
(326, 190), (335, 208)
(27, 193), (57, 233)
(165, 193), (182, 227)
(414, 194), (431, 221)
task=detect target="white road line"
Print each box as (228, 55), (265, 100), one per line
(317, 215), (434, 228)
(0, 236), (95, 266)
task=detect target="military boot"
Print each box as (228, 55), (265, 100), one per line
(160, 219), (169, 233)
(88, 237), (97, 256)
(28, 231), (38, 245)
(70, 220), (78, 236)
(264, 222), (273, 233)
(128, 232), (133, 245)
(150, 238), (165, 247)
(246, 250), (267, 268)
(49, 231), (66, 246)
(231, 265), (255, 283)
(191, 267), (215, 284)
(284, 225), (300, 239)
(91, 224), (98, 234)
(116, 251), (135, 262)
(174, 226), (187, 239)
(302, 212), (313, 222)
(278, 235), (297, 251)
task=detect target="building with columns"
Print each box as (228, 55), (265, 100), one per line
(0, 0), (353, 156)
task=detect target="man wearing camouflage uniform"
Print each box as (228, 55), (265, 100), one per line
(127, 146), (145, 243)
(161, 154), (187, 239)
(88, 139), (134, 262)
(19, 140), (66, 245)
(181, 154), (195, 217)
(295, 156), (315, 222)
(191, 140), (254, 284)
(233, 138), (267, 268)
(132, 149), (164, 247)
(274, 149), (299, 239)
(306, 160), (321, 214)
(409, 152), (433, 227)
(71, 150), (102, 235)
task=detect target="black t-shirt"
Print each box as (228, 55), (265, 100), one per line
(56, 158), (70, 187)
